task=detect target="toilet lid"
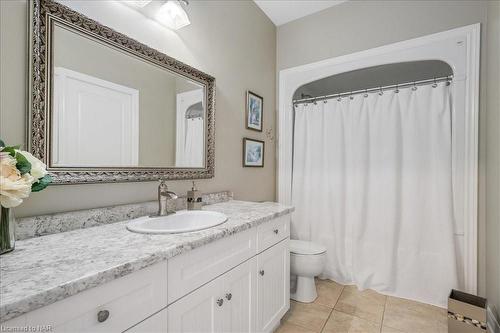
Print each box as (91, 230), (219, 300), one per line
(290, 239), (327, 255)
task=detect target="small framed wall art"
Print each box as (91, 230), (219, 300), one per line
(243, 138), (265, 167)
(246, 91), (263, 132)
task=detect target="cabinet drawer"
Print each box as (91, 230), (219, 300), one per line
(168, 228), (257, 304)
(24, 261), (168, 333)
(256, 215), (290, 253)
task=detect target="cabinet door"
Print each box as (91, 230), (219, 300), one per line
(167, 275), (225, 333)
(256, 239), (290, 333)
(222, 258), (257, 333)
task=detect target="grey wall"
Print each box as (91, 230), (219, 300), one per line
(0, 0), (276, 216)
(277, 0), (496, 313)
(485, 0), (500, 323)
(277, 1), (487, 70)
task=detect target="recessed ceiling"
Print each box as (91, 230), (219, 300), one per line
(253, 0), (347, 26)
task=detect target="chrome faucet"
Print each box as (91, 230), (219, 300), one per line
(157, 179), (178, 216)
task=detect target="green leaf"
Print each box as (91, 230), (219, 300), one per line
(2, 147), (15, 156)
(15, 152), (32, 175)
(32, 174), (52, 192)
(1, 146), (21, 156)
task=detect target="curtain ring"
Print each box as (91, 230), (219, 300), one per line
(395, 84), (399, 93)
(349, 92), (354, 100)
(446, 77), (451, 86)
(337, 95), (342, 102)
(323, 99), (328, 104)
(411, 82), (418, 91)
(363, 89), (368, 98)
(432, 77), (438, 88)
(378, 87), (383, 96)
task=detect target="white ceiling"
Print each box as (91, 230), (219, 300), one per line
(253, 0), (347, 26)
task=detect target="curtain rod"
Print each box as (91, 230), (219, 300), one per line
(292, 75), (453, 105)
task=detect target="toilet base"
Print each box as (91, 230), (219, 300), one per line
(290, 276), (317, 303)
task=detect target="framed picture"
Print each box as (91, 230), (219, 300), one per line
(246, 91), (263, 132)
(243, 138), (265, 167)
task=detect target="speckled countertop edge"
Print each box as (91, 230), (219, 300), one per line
(0, 200), (293, 321)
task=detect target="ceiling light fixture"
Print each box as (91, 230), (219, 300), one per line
(156, 0), (191, 30)
(125, 0), (152, 8)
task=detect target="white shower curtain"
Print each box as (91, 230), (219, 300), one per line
(291, 83), (458, 307)
(182, 117), (204, 167)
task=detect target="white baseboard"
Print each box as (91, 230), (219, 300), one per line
(488, 305), (500, 333)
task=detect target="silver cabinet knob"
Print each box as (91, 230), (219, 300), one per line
(273, 229), (279, 234)
(97, 310), (109, 323)
(225, 293), (232, 301)
(216, 298), (224, 306)
(259, 270), (265, 276)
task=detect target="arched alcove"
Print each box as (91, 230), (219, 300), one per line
(293, 60), (453, 100)
(278, 25), (480, 294)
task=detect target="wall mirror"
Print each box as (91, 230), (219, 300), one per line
(29, 0), (215, 184)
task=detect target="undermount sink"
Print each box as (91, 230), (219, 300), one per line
(126, 210), (228, 234)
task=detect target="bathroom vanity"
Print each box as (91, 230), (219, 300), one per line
(0, 200), (293, 333)
(0, 3), (293, 331)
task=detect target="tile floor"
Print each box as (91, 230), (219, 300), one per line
(276, 279), (448, 333)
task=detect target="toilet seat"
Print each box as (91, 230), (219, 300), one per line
(290, 239), (326, 255)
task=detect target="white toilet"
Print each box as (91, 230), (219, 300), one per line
(290, 239), (327, 303)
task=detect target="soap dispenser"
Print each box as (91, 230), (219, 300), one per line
(187, 181), (203, 210)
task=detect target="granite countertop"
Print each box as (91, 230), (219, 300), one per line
(0, 200), (294, 322)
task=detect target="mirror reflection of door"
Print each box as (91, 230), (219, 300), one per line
(50, 23), (207, 169)
(52, 67), (139, 167)
(175, 89), (204, 168)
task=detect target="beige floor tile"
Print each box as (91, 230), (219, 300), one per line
(386, 296), (447, 323)
(322, 310), (381, 333)
(334, 285), (386, 324)
(282, 300), (332, 332)
(383, 296), (447, 333)
(275, 322), (318, 333)
(314, 279), (344, 308)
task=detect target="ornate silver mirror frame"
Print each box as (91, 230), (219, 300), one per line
(28, 0), (216, 184)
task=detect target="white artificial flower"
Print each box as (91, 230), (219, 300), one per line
(17, 150), (48, 180)
(0, 152), (33, 208)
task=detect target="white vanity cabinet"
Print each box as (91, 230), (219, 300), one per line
(167, 269), (226, 333)
(168, 215), (290, 333)
(167, 241), (289, 333)
(8, 261), (168, 332)
(1, 214), (290, 333)
(167, 258), (257, 333)
(256, 239), (289, 333)
(224, 258), (258, 333)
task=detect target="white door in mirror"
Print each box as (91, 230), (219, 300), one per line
(126, 211), (228, 234)
(52, 67), (139, 167)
